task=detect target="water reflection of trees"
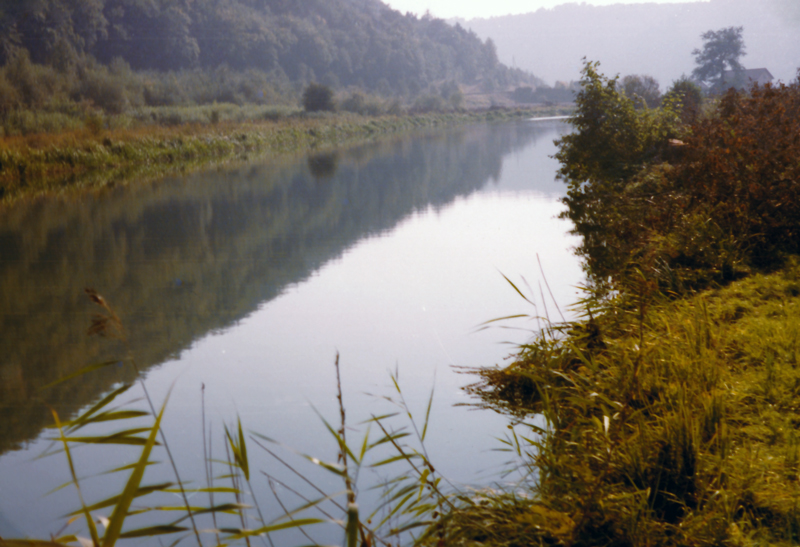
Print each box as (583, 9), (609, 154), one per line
(0, 121), (552, 454)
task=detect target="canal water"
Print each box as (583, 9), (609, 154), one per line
(0, 119), (582, 543)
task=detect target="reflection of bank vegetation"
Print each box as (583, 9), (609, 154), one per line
(0, 122), (553, 456)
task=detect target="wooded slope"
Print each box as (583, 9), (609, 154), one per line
(0, 0), (533, 93)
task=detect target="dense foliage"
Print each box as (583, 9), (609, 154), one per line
(557, 61), (800, 292)
(0, 0), (531, 95)
(446, 61), (800, 547)
(663, 76), (703, 123)
(621, 74), (662, 109)
(302, 82), (335, 112)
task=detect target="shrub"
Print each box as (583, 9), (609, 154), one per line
(302, 83), (335, 112)
(512, 86), (536, 103)
(621, 74), (662, 109)
(0, 73), (21, 114)
(411, 93), (446, 113)
(339, 90), (387, 115)
(77, 70), (131, 114)
(664, 76), (703, 123)
(674, 83), (800, 267)
(340, 91), (367, 114)
(558, 61), (800, 292)
(3, 50), (64, 109)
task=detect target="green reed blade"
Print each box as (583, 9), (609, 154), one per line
(51, 409), (101, 547)
(117, 525), (187, 539)
(224, 518), (326, 539)
(362, 412), (400, 423)
(314, 411), (359, 465)
(385, 483), (417, 503)
(499, 271), (536, 306)
(237, 419), (249, 481)
(421, 384), (435, 442)
(57, 428), (159, 446)
(359, 427), (371, 462)
(0, 541), (71, 546)
(64, 384), (133, 432)
(164, 487), (239, 494)
(224, 421), (250, 481)
(71, 410), (151, 428)
(101, 391), (169, 547)
(100, 461), (160, 476)
(368, 431), (410, 450)
(40, 361), (122, 391)
(169, 503), (247, 523)
(124, 503), (243, 521)
(272, 492), (346, 522)
(64, 483), (173, 516)
(299, 453), (345, 476)
(370, 453), (423, 468)
(389, 519), (431, 535)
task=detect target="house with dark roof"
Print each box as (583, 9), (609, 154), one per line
(720, 68), (774, 91)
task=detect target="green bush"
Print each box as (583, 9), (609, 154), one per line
(78, 70), (131, 114)
(664, 76), (703, 123)
(0, 73), (21, 114)
(558, 60), (800, 293)
(339, 90), (388, 115)
(411, 93), (447, 113)
(3, 50), (65, 109)
(302, 82), (336, 112)
(621, 74), (662, 109)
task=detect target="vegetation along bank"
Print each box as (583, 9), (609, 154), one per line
(0, 0), (568, 206)
(437, 62), (800, 546)
(4, 50), (800, 547)
(0, 105), (569, 207)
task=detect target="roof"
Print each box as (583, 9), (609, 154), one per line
(721, 68), (774, 83)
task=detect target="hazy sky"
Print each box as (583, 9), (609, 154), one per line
(382, 0), (706, 20)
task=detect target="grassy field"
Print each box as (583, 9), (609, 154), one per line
(0, 105), (572, 207)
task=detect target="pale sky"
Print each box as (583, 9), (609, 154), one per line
(382, 0), (705, 20)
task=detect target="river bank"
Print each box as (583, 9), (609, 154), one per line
(442, 259), (800, 546)
(428, 64), (800, 546)
(0, 105), (571, 207)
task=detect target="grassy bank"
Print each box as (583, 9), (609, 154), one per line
(0, 105), (571, 207)
(429, 63), (800, 546)
(451, 259), (800, 546)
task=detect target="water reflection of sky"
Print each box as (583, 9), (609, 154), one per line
(0, 120), (583, 543)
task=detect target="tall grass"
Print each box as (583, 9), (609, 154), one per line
(454, 257), (800, 546)
(3, 289), (473, 547)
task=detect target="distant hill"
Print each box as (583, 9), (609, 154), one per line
(458, 0), (800, 89)
(0, 0), (534, 94)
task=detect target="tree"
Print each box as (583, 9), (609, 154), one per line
(302, 82), (335, 112)
(663, 76), (703, 123)
(691, 26), (746, 92)
(555, 61), (681, 283)
(621, 74), (661, 109)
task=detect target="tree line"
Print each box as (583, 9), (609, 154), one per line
(0, 0), (532, 96)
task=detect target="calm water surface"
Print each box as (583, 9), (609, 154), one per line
(0, 120), (582, 542)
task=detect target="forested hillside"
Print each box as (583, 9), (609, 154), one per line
(0, 0), (531, 95)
